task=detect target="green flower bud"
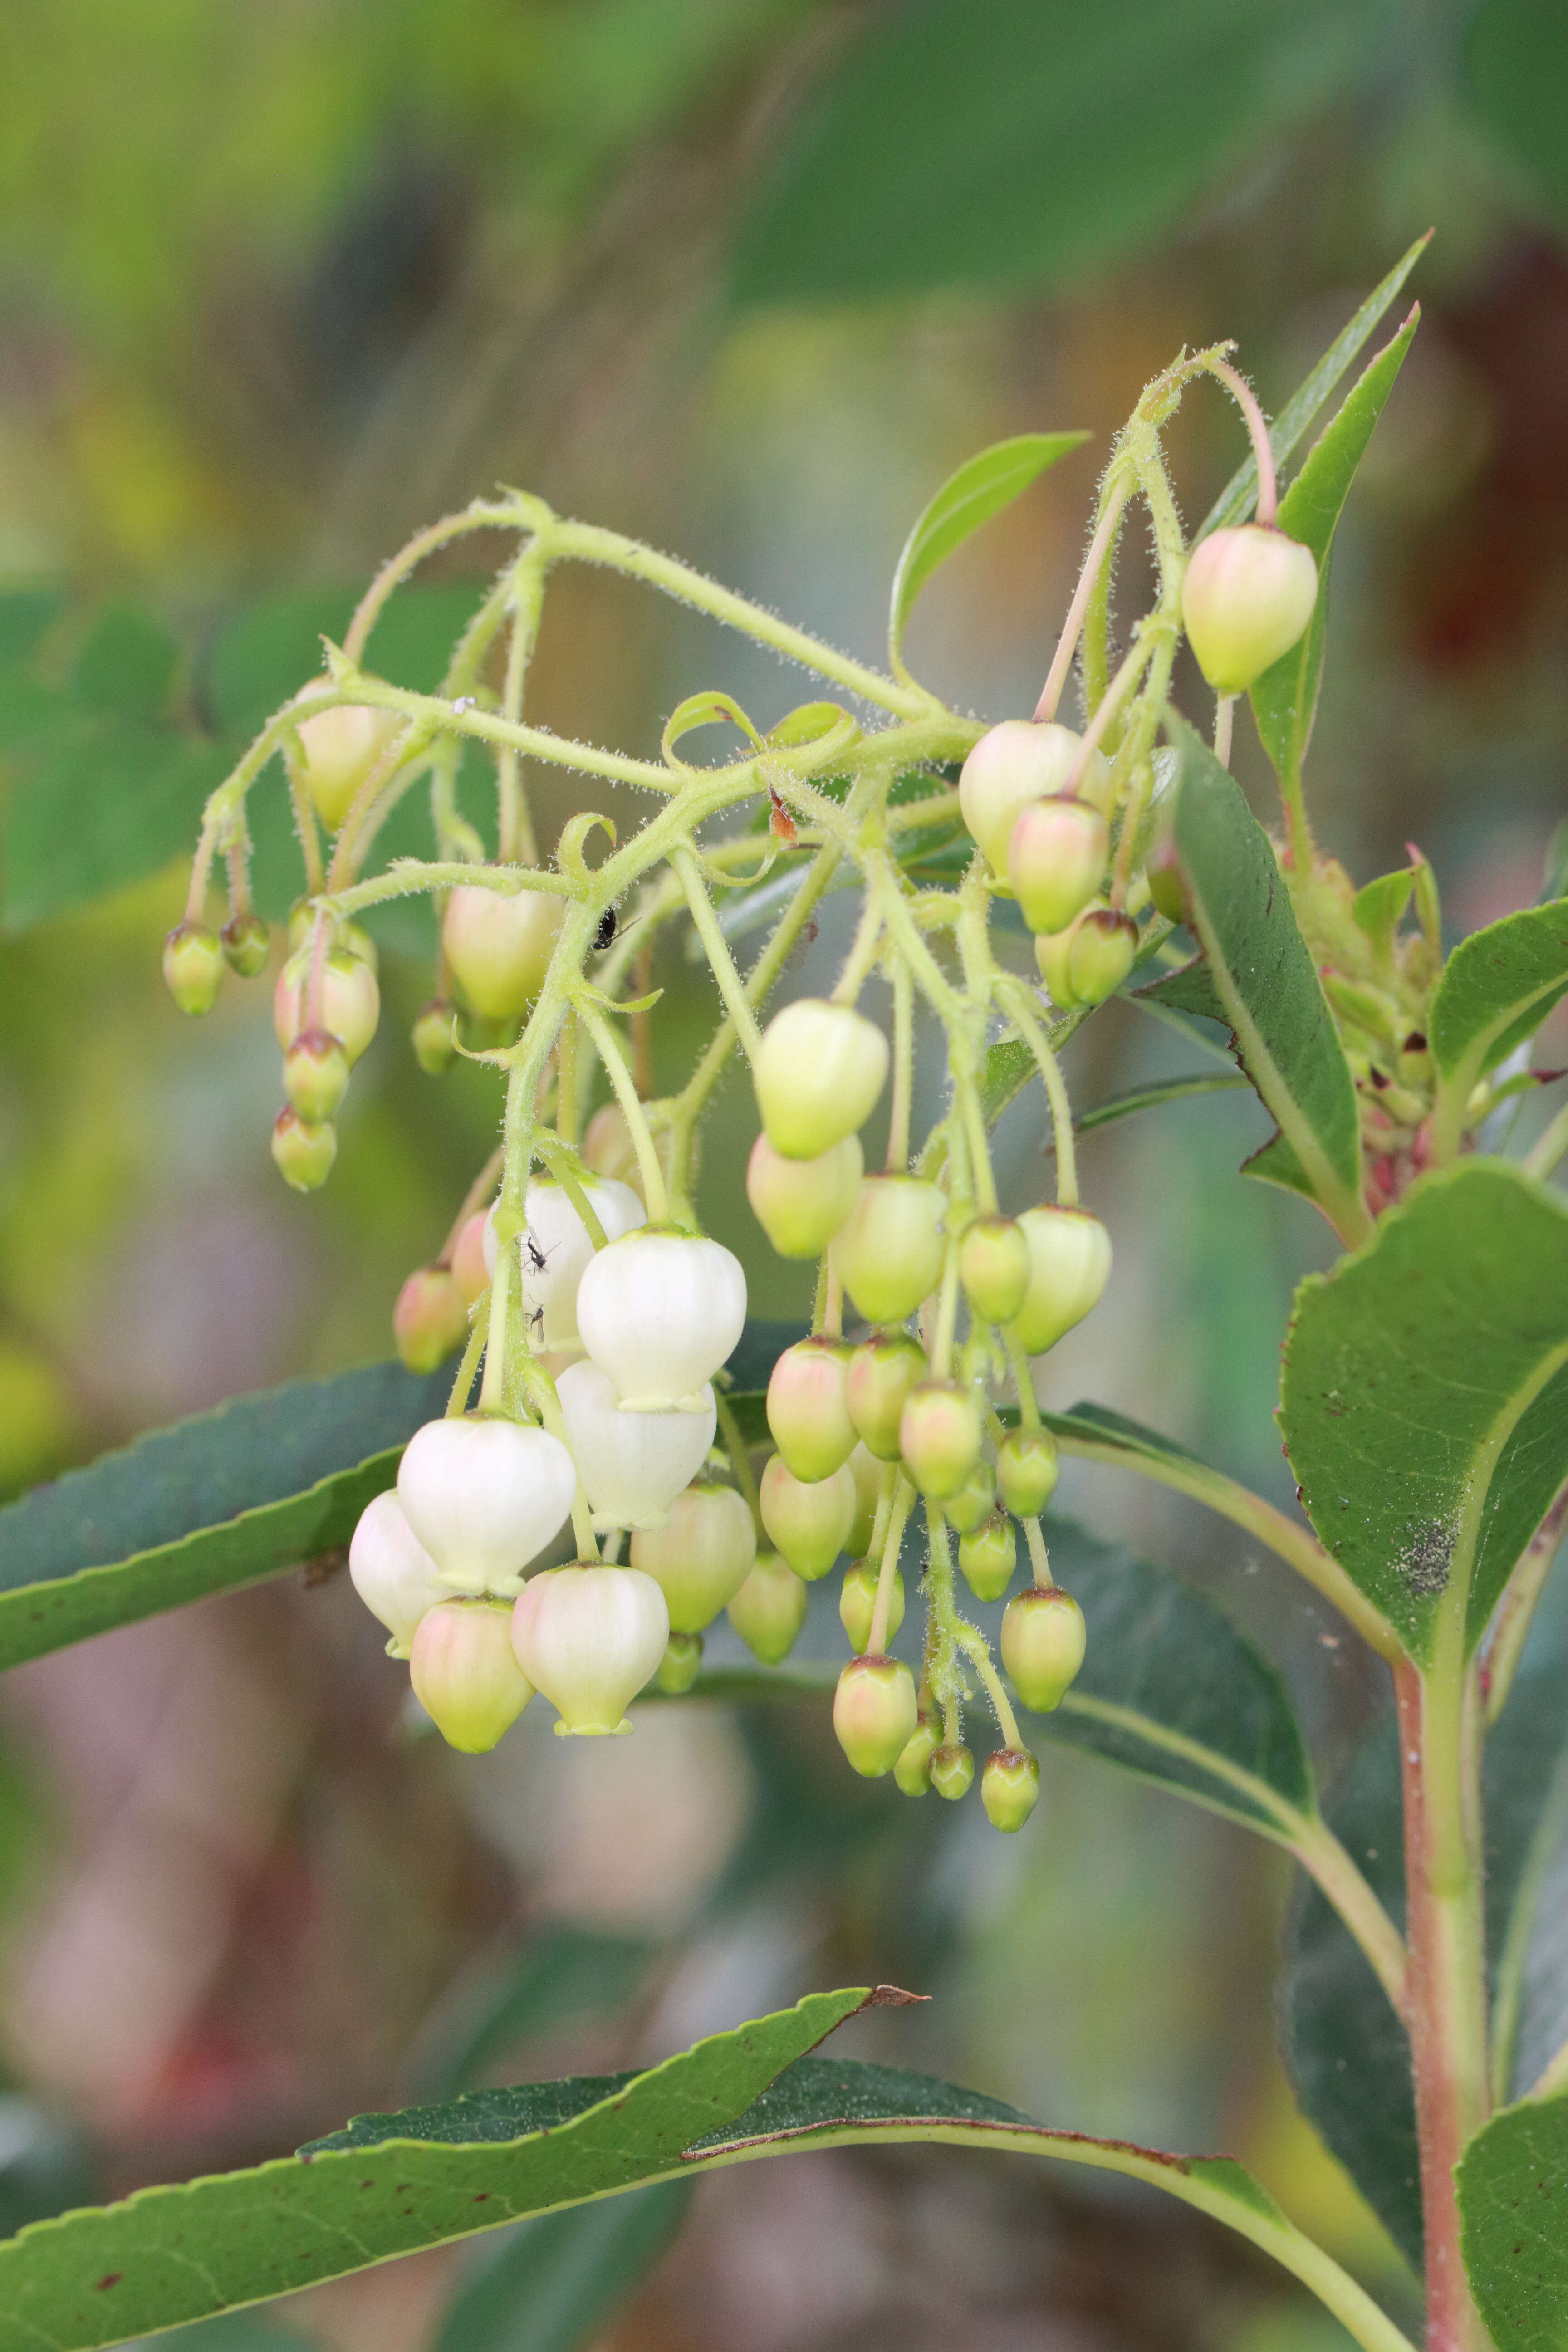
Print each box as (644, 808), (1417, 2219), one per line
(393, 1265), (470, 1374)
(410, 1598), (534, 1754)
(894, 1713), (940, 1797)
(1180, 523), (1319, 695)
(1034, 922), (1081, 1012)
(981, 1747), (1040, 1833)
(746, 1131), (862, 1259)
(294, 704), (405, 833)
(1006, 798), (1108, 936)
(1147, 838), (1187, 926)
(163, 921), (224, 1016)
(831, 1175), (946, 1327)
(1012, 1205), (1112, 1355)
(846, 1331), (927, 1461)
(274, 946), (380, 1065)
(833, 1653), (917, 1778)
(899, 1380), (983, 1502)
(1001, 1584), (1087, 1712)
(1066, 907), (1138, 1006)
(942, 1456), (996, 1536)
(930, 1741), (975, 1802)
(271, 1107), (337, 1192)
(846, 1440), (881, 1556)
(725, 1550), (808, 1664)
(656, 1630), (704, 1694)
(958, 1511), (1017, 1602)
(959, 1214), (1031, 1326)
(996, 1426), (1059, 1519)
(766, 1338), (858, 1482)
(631, 1481), (756, 1632)
(759, 1454), (856, 1580)
(412, 999), (458, 1075)
(283, 1027), (350, 1123)
(221, 912), (271, 977)
(443, 884), (564, 1021)
(838, 1558), (904, 1656)
(958, 720), (1112, 874)
(754, 998), (888, 1160)
(287, 905), (379, 971)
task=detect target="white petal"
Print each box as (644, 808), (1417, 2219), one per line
(556, 1360), (715, 1527)
(575, 1232), (746, 1409)
(397, 1416), (577, 1596)
(348, 1490), (447, 1655)
(510, 1566), (669, 1734)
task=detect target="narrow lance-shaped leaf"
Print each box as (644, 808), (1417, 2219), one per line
(888, 432), (1087, 679)
(1458, 2090), (1568, 2352)
(1428, 898), (1568, 1155)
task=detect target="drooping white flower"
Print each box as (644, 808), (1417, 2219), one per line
(483, 1177), (644, 1353)
(554, 1359), (715, 1530)
(574, 1230), (746, 1410)
(397, 1414), (577, 1597)
(510, 1565), (669, 1735)
(348, 1489), (449, 1657)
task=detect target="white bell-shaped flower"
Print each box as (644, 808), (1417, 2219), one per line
(348, 1489), (449, 1657)
(575, 1230), (746, 1410)
(555, 1359), (716, 1530)
(510, 1564), (669, 1735)
(397, 1414), (577, 1597)
(483, 1177), (645, 1353)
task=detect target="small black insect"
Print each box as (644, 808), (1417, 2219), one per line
(525, 1235), (554, 1274)
(528, 1304), (546, 1340)
(594, 907), (617, 952)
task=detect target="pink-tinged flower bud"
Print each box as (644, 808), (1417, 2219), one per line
(271, 1107), (336, 1191)
(398, 1413), (577, 1596)
(958, 1512), (1017, 1602)
(767, 1338), (858, 1482)
(510, 1563), (669, 1735)
(899, 1381), (983, 1502)
(286, 905), (379, 969)
(582, 1102), (672, 1205)
(1181, 523), (1318, 695)
(412, 999), (458, 1076)
(759, 1453), (856, 1581)
(274, 946), (380, 1065)
(1001, 1585), (1086, 1712)
(1012, 1205), (1112, 1355)
(894, 1713), (940, 1797)
(830, 1176), (946, 1327)
(754, 998), (889, 1160)
(833, 1653), (918, 1777)
(959, 720), (1112, 873)
(576, 1231), (746, 1411)
(221, 912), (270, 977)
(283, 1028), (350, 1124)
(746, 1131), (862, 1259)
(656, 1630), (704, 1694)
(442, 884), (564, 1021)
(846, 1441), (881, 1555)
(981, 1746), (1040, 1832)
(295, 704), (404, 833)
(1034, 921), (1081, 1012)
(484, 1177), (645, 1353)
(931, 1741), (974, 1802)
(394, 1265), (470, 1374)
(1147, 836), (1186, 926)
(452, 1210), (492, 1306)
(959, 1215), (1031, 1326)
(410, 1599), (534, 1753)
(556, 1359), (715, 1531)
(846, 1331), (927, 1460)
(1007, 798), (1109, 937)
(163, 921), (224, 1016)
(726, 1551), (808, 1663)
(1067, 907), (1138, 1007)
(839, 1559), (904, 1656)
(349, 1489), (448, 1657)
(631, 1481), (755, 1632)
(943, 1458), (996, 1536)
(996, 1426), (1059, 1518)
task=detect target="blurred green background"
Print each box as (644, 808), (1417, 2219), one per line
(0, 2), (1565, 2347)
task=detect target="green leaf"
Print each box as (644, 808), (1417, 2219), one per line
(887, 432), (1087, 678)
(69, 605), (178, 725)
(1279, 1161), (1568, 1663)
(1066, 1069), (1250, 1138)
(2, 720), (230, 932)
(1166, 715), (1367, 1242)
(1464, 0), (1568, 236)
(730, 0), (1392, 307)
(1352, 865), (1417, 969)
(0, 588), (65, 671)
(431, 2185), (693, 2352)
(202, 586), (482, 736)
(0, 2001), (1412, 2352)
(1250, 309), (1419, 784)
(1490, 1659), (1568, 2105)
(1430, 899), (1568, 1119)
(1458, 2091), (1568, 2352)
(415, 1929), (655, 2097)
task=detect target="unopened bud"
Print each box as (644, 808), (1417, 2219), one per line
(451, 1211), (492, 1305)
(754, 998), (889, 1160)
(656, 1631), (704, 1694)
(759, 1454), (857, 1581)
(767, 1338), (858, 1481)
(846, 1441), (881, 1556)
(271, 1107), (336, 1191)
(1034, 921), (1081, 1012)
(846, 1331), (928, 1460)
(833, 1653), (918, 1778)
(996, 1426), (1059, 1518)
(725, 1551), (808, 1663)
(981, 1746), (1040, 1832)
(1007, 798), (1109, 936)
(1067, 907), (1138, 1006)
(295, 704), (404, 833)
(410, 1599), (534, 1753)
(443, 884), (565, 1021)
(274, 946), (379, 1064)
(221, 911), (271, 977)
(393, 1265), (470, 1375)
(1147, 837), (1187, 926)
(894, 1713), (940, 1797)
(582, 1102), (671, 1206)
(286, 906), (379, 970)
(831, 1176), (946, 1327)
(510, 1563), (669, 1735)
(958, 1512), (1017, 1602)
(839, 1558), (904, 1655)
(746, 1131), (862, 1259)
(163, 921), (224, 1016)
(899, 1380), (983, 1502)
(943, 1457), (996, 1536)
(931, 1741), (975, 1802)
(412, 999), (458, 1075)
(284, 1027), (350, 1123)
(631, 1481), (756, 1632)
(1012, 1205), (1112, 1355)
(1001, 1584), (1087, 1711)
(959, 720), (1112, 873)
(1181, 523), (1318, 695)
(960, 1215), (1031, 1326)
